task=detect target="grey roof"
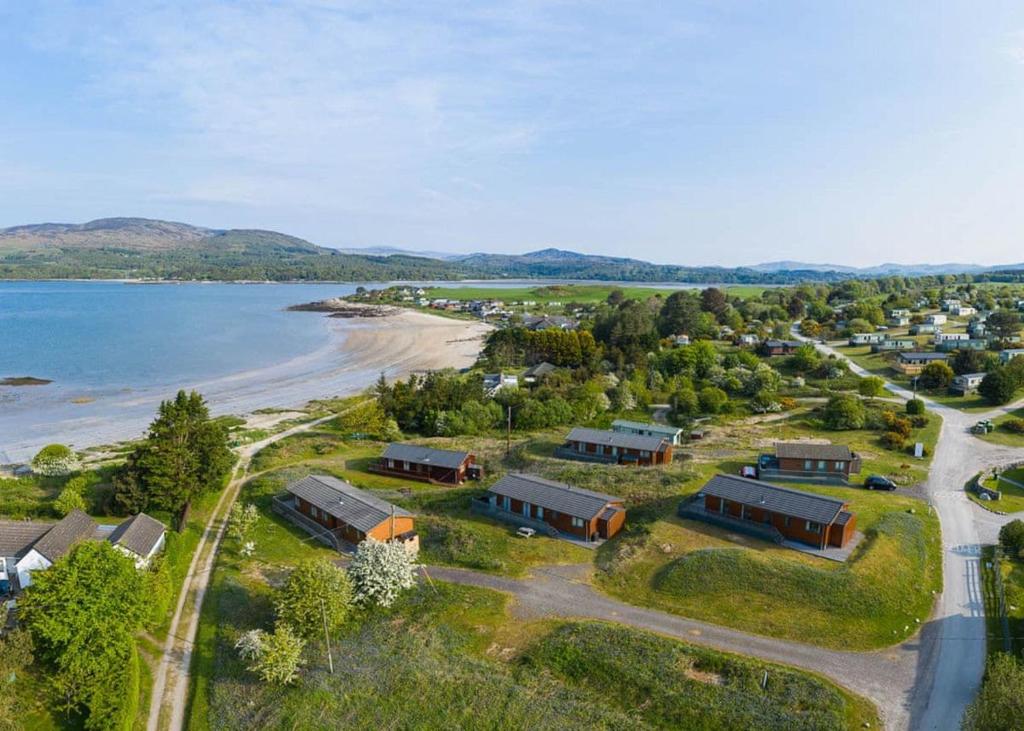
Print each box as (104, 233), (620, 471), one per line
(108, 513), (166, 558)
(0, 520), (52, 558)
(488, 473), (620, 520)
(898, 351), (948, 361)
(763, 340), (802, 348)
(382, 443), (471, 470)
(835, 511), (854, 527)
(523, 362), (557, 378)
(286, 474), (412, 534)
(32, 510), (98, 563)
(701, 474), (847, 525)
(565, 427), (668, 452)
(775, 442), (855, 461)
(611, 419), (683, 438)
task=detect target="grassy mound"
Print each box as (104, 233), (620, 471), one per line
(654, 512), (935, 647)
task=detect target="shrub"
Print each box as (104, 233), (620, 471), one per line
(881, 431), (906, 450)
(348, 538), (418, 608)
(31, 444), (79, 476)
(963, 652), (1024, 731)
(1003, 418), (1024, 435)
(906, 398), (925, 415)
(882, 411), (912, 439)
(227, 503), (260, 543)
(54, 481), (88, 516)
(275, 558), (354, 640)
(999, 519), (1024, 558)
(697, 386), (728, 414)
(235, 625), (305, 685)
(910, 414), (929, 429)
(822, 393), (865, 430)
(858, 376), (886, 399)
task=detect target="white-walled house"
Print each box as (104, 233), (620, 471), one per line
(108, 513), (166, 568)
(925, 314), (947, 325)
(6, 510), (97, 589)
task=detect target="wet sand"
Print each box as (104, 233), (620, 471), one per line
(0, 310), (490, 463)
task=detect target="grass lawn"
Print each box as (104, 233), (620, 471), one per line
(977, 407), (1024, 448)
(420, 283), (767, 304)
(972, 468), (1024, 515)
(980, 547), (1024, 655)
(188, 476), (877, 730)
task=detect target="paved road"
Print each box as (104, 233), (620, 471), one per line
(798, 332), (1024, 729)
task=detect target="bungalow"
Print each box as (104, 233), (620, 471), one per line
(925, 314), (947, 325)
(889, 308), (911, 319)
(936, 338), (988, 352)
(951, 305), (977, 317)
(967, 321), (987, 337)
(941, 299), (961, 312)
(2, 511), (97, 590)
(894, 351), (948, 375)
(522, 315), (578, 332)
(1000, 349), (1024, 364)
(760, 339), (802, 357)
(522, 362), (557, 384)
(108, 513), (167, 568)
(693, 474), (857, 549)
(951, 372), (986, 395)
(483, 372), (518, 394)
(673, 334), (690, 346)
(280, 474), (417, 552)
(556, 427), (672, 466)
(888, 316), (911, 327)
(0, 521), (53, 593)
(934, 332), (970, 344)
(871, 338), (916, 353)
(373, 443), (480, 485)
(477, 472), (626, 542)
(611, 419), (684, 446)
(849, 333), (886, 346)
(758, 442), (861, 483)
(738, 333), (760, 347)
(910, 323), (938, 335)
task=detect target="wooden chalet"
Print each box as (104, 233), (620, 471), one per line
(893, 351), (948, 375)
(478, 473), (625, 542)
(556, 427), (672, 466)
(372, 443), (480, 485)
(696, 474), (857, 549)
(758, 441), (861, 483)
(280, 475), (417, 551)
(759, 339), (803, 357)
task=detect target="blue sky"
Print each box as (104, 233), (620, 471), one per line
(3, 1), (1024, 266)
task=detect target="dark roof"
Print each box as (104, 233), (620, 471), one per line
(898, 351), (948, 362)
(611, 419), (683, 437)
(565, 427), (667, 452)
(523, 362), (557, 378)
(763, 340), (802, 348)
(32, 510), (98, 563)
(835, 511), (854, 527)
(774, 442), (855, 461)
(700, 474), (847, 525)
(286, 475), (412, 534)
(108, 513), (166, 558)
(0, 520), (52, 558)
(382, 443), (471, 470)
(488, 473), (620, 520)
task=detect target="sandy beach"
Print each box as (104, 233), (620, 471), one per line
(0, 310), (490, 463)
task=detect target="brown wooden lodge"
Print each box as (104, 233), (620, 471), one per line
(556, 427), (673, 466)
(697, 474), (856, 549)
(371, 443), (480, 485)
(758, 441), (861, 484)
(478, 473), (626, 542)
(282, 474), (418, 551)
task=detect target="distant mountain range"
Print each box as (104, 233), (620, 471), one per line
(2, 217), (1022, 283)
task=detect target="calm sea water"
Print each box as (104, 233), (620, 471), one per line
(0, 281), (366, 390)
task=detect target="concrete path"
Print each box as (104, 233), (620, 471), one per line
(795, 329), (1024, 730)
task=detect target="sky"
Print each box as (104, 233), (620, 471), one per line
(3, 1), (1024, 267)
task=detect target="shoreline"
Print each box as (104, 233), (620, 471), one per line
(0, 309), (490, 463)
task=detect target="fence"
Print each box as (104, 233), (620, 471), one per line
(469, 497), (559, 537)
(677, 496), (785, 545)
(271, 494), (348, 552)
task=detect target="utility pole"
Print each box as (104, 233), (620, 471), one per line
(506, 405), (512, 457)
(320, 596), (334, 675)
(390, 504), (395, 541)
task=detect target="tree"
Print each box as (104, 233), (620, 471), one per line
(235, 626), (305, 685)
(822, 393), (866, 430)
(54, 484), (87, 516)
(858, 376), (886, 399)
(998, 519), (1024, 558)
(699, 287), (728, 318)
(19, 541), (145, 727)
(348, 538), (417, 608)
(32, 444), (78, 476)
(987, 310), (1022, 343)
(275, 558), (353, 641)
(697, 386), (728, 415)
(962, 653), (1024, 731)
(228, 503), (260, 543)
(951, 348), (986, 376)
(918, 361), (954, 390)
(0, 629), (34, 731)
(658, 291), (703, 337)
(788, 344), (821, 373)
(122, 390), (234, 530)
(980, 368), (1018, 405)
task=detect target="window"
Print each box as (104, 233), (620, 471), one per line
(804, 459), (812, 471)
(522, 502), (530, 517)
(535, 506), (544, 520)
(571, 517), (585, 528)
(817, 460), (826, 471)
(783, 516), (791, 528)
(805, 521), (821, 534)
(502, 496), (511, 511)
(835, 461), (846, 471)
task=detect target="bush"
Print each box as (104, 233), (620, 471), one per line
(54, 483), (88, 516)
(999, 519), (1024, 558)
(822, 393), (866, 430)
(910, 414), (929, 429)
(963, 652), (1024, 731)
(697, 386), (728, 414)
(882, 411), (912, 439)
(348, 538), (418, 608)
(235, 625), (305, 685)
(906, 398), (926, 416)
(31, 444), (79, 476)
(858, 376), (886, 399)
(1003, 418), (1024, 435)
(881, 431), (907, 450)
(275, 558), (354, 640)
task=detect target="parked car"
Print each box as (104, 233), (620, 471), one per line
(739, 466), (758, 479)
(516, 526), (536, 538)
(864, 475), (896, 491)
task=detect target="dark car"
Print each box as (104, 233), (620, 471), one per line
(864, 475), (896, 491)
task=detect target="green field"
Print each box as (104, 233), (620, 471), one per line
(976, 407), (1024, 448)
(973, 468), (1024, 515)
(187, 469), (877, 730)
(422, 282), (767, 304)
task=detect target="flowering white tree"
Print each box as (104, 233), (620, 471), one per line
(228, 503), (260, 542)
(348, 538), (418, 608)
(31, 444), (79, 476)
(234, 626), (305, 685)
